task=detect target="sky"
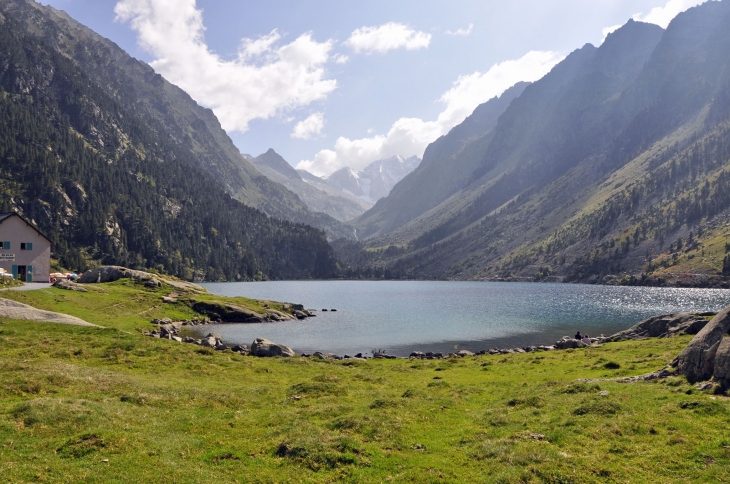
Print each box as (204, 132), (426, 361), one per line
(40, 0), (709, 176)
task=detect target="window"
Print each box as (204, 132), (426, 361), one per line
(20, 243), (25, 250)
(20, 243), (32, 251)
(1, 242), (8, 250)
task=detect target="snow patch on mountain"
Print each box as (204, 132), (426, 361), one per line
(321, 155), (421, 204)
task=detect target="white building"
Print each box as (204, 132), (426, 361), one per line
(0, 213), (51, 283)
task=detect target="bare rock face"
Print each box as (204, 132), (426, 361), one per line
(53, 279), (88, 292)
(607, 313), (709, 342)
(0, 298), (97, 326)
(674, 307), (730, 382)
(712, 337), (730, 387)
(251, 338), (296, 357)
(78, 266), (157, 284)
(555, 337), (586, 349)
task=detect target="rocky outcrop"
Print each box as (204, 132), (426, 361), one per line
(192, 301), (266, 323)
(53, 279), (88, 292)
(0, 298), (98, 326)
(555, 337), (587, 349)
(606, 313), (709, 342)
(712, 338), (730, 387)
(673, 307), (730, 383)
(79, 266), (160, 285)
(250, 338), (296, 357)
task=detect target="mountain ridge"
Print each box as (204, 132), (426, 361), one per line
(337, 3), (730, 286)
(0, 0), (355, 240)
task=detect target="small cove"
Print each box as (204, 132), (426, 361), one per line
(200, 281), (730, 357)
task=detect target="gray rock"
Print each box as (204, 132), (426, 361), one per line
(201, 336), (217, 348)
(172, 336), (183, 343)
(78, 266), (158, 284)
(555, 338), (586, 350)
(711, 337), (730, 388)
(251, 337), (296, 357)
(145, 279), (162, 288)
(674, 307), (730, 382)
(457, 350), (474, 357)
(607, 313), (709, 342)
(410, 351), (425, 359)
(53, 279), (88, 292)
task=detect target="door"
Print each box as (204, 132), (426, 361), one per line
(27, 265), (32, 283)
(17, 265), (26, 282)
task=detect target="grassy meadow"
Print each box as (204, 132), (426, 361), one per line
(0, 281), (729, 483)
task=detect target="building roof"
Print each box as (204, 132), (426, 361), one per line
(0, 212), (52, 243)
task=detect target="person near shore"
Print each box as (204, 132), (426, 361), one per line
(582, 335), (591, 345)
(575, 331), (582, 340)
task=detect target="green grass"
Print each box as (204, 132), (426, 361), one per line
(1, 282), (729, 482)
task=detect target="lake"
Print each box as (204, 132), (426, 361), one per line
(200, 281), (730, 357)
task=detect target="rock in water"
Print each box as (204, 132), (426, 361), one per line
(251, 338), (296, 357)
(674, 307), (730, 382)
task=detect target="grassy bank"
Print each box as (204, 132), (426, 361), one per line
(1, 282), (729, 483)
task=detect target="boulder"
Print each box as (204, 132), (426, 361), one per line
(251, 338), (296, 357)
(201, 336), (217, 348)
(711, 337), (730, 387)
(53, 279), (88, 292)
(293, 310), (308, 320)
(78, 266), (158, 284)
(457, 350), (475, 357)
(555, 337), (586, 350)
(674, 307), (730, 382)
(607, 313), (709, 342)
(312, 351), (335, 360)
(192, 301), (265, 323)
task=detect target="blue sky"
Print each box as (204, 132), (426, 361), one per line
(41, 0), (706, 175)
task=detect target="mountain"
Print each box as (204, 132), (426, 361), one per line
(0, 0), (355, 240)
(0, 3), (339, 281)
(353, 82), (529, 238)
(250, 149), (370, 222)
(338, 3), (730, 285)
(324, 155), (421, 205)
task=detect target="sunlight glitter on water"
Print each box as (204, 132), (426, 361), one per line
(200, 281), (730, 356)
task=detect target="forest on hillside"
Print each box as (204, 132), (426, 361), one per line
(0, 11), (338, 281)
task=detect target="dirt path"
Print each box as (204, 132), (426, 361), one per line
(0, 298), (99, 327)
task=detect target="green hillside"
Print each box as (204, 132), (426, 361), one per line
(0, 0), (355, 241)
(0, 10), (338, 281)
(1, 281), (728, 482)
(340, 3), (730, 285)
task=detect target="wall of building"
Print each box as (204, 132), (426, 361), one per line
(0, 216), (51, 283)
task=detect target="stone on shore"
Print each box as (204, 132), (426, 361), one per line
(607, 313), (709, 342)
(555, 337), (586, 350)
(712, 338), (730, 387)
(251, 338), (296, 357)
(673, 307), (730, 382)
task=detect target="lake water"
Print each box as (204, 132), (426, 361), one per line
(200, 281), (730, 357)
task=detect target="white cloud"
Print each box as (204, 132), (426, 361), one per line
(292, 112), (325, 140)
(114, 0), (337, 133)
(332, 54), (350, 64)
(632, 0), (705, 28)
(446, 24), (474, 37)
(345, 22), (431, 54)
(297, 50), (564, 176)
(601, 24), (622, 43)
